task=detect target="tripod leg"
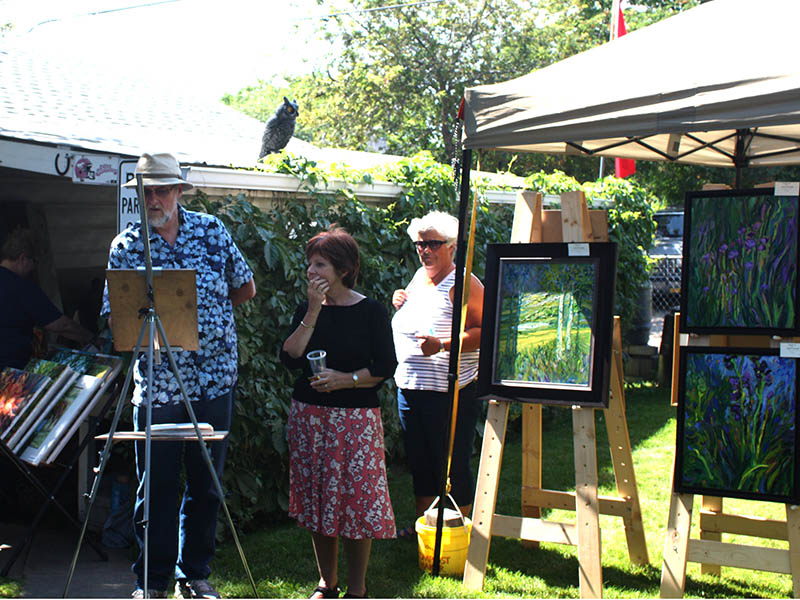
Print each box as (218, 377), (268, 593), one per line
(63, 318), (147, 598)
(154, 316), (259, 598)
(142, 316), (157, 596)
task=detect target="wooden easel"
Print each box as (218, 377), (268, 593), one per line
(660, 323), (800, 597)
(463, 190), (649, 598)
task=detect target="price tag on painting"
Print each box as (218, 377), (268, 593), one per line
(780, 342), (800, 358)
(774, 181), (800, 196)
(567, 243), (590, 257)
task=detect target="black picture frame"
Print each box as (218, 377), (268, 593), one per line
(680, 188), (800, 335)
(477, 242), (617, 408)
(674, 346), (800, 504)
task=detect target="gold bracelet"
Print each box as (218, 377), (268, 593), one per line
(299, 320), (315, 329)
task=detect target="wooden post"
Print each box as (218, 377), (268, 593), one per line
(573, 407), (602, 598)
(513, 190), (545, 547)
(660, 492), (694, 598)
(510, 190), (543, 244)
(605, 319), (649, 565)
(521, 403), (543, 549)
(463, 399), (510, 590)
(699, 496), (723, 575)
(670, 312), (681, 407)
(786, 504), (800, 598)
(563, 191), (602, 598)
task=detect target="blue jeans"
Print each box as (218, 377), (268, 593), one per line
(132, 390), (233, 591)
(397, 382), (479, 507)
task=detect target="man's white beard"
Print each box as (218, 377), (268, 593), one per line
(148, 206), (175, 229)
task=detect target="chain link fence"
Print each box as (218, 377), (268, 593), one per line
(650, 255), (682, 313)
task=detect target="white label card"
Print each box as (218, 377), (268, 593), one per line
(568, 243), (590, 257)
(780, 342), (800, 358)
(774, 181), (800, 196)
(679, 333), (690, 346)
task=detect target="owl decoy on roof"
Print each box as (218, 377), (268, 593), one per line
(258, 97), (299, 159)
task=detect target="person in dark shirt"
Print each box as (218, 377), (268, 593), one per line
(0, 228), (93, 370)
(280, 227), (397, 599)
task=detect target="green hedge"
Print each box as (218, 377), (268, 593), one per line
(183, 153), (654, 529)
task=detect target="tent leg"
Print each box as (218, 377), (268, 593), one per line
(432, 147), (472, 577)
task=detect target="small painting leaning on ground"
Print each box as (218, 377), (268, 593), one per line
(676, 347), (799, 503)
(478, 242), (616, 408)
(681, 188), (800, 334)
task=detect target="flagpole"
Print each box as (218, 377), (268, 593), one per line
(599, 0), (621, 180)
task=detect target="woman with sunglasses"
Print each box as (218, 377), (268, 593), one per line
(390, 211), (484, 539)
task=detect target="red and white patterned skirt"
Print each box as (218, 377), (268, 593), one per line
(287, 399), (396, 539)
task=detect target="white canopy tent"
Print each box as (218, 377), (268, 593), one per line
(462, 0), (800, 176)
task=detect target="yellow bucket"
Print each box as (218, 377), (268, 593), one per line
(415, 515), (472, 577)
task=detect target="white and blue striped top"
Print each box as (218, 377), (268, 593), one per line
(392, 269), (479, 392)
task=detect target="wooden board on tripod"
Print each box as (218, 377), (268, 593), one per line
(106, 268), (199, 351)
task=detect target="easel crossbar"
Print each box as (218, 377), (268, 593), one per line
(686, 539), (791, 573)
(523, 488), (633, 518)
(699, 510), (789, 540)
(492, 514), (577, 546)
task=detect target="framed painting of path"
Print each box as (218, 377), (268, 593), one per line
(680, 188), (800, 334)
(675, 347), (799, 503)
(477, 242), (617, 408)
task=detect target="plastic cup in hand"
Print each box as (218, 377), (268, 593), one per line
(306, 350), (327, 380)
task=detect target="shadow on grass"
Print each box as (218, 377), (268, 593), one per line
(480, 382), (674, 521)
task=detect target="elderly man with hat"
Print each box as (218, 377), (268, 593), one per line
(101, 153), (256, 599)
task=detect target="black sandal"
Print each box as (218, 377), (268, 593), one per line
(343, 588), (368, 598)
(310, 585), (340, 599)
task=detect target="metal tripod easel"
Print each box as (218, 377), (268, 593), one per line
(63, 174), (258, 598)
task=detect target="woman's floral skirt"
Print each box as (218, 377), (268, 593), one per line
(287, 399), (396, 539)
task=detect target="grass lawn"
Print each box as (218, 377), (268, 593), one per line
(1, 382), (791, 598)
(209, 382), (793, 598)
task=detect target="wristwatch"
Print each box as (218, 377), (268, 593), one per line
(439, 339), (446, 353)
(352, 372), (359, 387)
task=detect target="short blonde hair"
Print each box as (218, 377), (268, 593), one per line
(407, 211), (458, 245)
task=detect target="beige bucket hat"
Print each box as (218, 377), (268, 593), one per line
(121, 152), (193, 189)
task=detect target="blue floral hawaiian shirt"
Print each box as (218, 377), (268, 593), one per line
(101, 206), (253, 406)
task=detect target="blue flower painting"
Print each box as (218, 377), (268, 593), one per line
(678, 350), (797, 502)
(684, 193), (799, 331)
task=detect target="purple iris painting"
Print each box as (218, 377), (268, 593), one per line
(677, 350), (797, 502)
(684, 193), (799, 332)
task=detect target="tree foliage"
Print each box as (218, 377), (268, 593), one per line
(223, 0), (781, 207)
(225, 0), (699, 175)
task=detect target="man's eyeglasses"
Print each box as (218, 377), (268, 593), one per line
(144, 185), (177, 199)
(414, 240), (447, 251)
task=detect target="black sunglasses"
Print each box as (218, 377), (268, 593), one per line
(414, 240), (447, 251)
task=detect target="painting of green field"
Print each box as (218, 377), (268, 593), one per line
(494, 260), (595, 387)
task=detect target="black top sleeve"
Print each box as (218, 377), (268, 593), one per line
(279, 297), (398, 408)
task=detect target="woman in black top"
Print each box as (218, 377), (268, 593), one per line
(280, 227), (397, 599)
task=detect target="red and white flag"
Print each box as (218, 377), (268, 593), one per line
(613, 0), (636, 178)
